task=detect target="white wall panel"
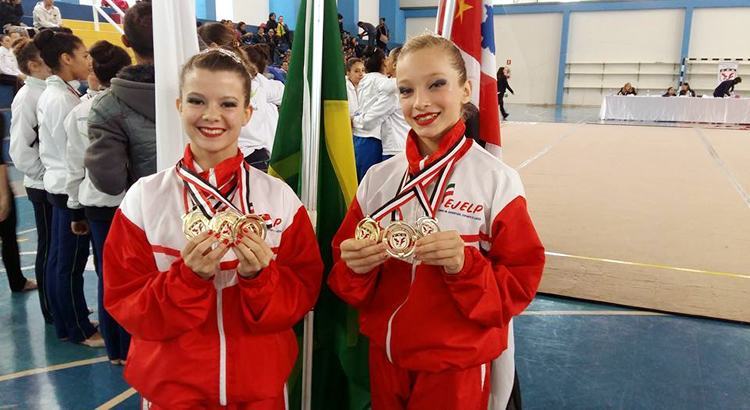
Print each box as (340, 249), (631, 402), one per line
(689, 8), (750, 58)
(359, 0), (380, 26)
(405, 13), (561, 105)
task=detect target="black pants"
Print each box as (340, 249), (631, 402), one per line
(26, 187), (53, 322)
(499, 93), (508, 118)
(244, 148), (270, 173)
(0, 189), (26, 292)
(0, 74), (22, 95)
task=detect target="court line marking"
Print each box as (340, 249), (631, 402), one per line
(694, 127), (750, 209)
(0, 356), (109, 382)
(95, 388), (138, 410)
(20, 251), (36, 256)
(18, 228), (37, 235)
(547, 251), (750, 280)
(516, 121), (586, 170)
(522, 310), (667, 316)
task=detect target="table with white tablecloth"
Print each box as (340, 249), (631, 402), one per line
(599, 95), (750, 124)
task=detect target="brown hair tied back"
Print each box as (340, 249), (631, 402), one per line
(179, 47), (254, 107)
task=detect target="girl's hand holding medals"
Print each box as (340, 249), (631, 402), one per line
(413, 231), (465, 274)
(181, 230), (231, 279)
(340, 239), (389, 274)
(233, 226), (274, 278)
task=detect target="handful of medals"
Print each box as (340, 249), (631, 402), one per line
(182, 209), (267, 243)
(355, 216), (440, 259)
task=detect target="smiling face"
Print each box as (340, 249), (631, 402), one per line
(177, 68), (252, 166)
(396, 46), (470, 153)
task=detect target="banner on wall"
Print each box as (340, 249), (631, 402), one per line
(718, 62), (738, 84)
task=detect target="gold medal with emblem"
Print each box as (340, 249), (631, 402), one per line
(415, 216), (440, 238)
(234, 214), (267, 240)
(382, 221), (418, 259)
(355, 217), (382, 241)
(209, 210), (241, 242)
(182, 209), (210, 240)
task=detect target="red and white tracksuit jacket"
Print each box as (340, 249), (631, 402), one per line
(104, 148), (323, 408)
(329, 121), (545, 373)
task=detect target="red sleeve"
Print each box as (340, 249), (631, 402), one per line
(237, 206), (323, 333)
(103, 209), (215, 341)
(327, 198), (381, 308)
(442, 196), (545, 328)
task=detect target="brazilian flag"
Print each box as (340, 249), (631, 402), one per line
(269, 0), (369, 408)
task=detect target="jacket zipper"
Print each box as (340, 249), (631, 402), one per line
(385, 262), (417, 363)
(217, 287), (227, 405)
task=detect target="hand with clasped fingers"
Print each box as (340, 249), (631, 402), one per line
(181, 230), (230, 279)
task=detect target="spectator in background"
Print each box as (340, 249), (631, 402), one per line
(662, 86), (676, 97)
(713, 77), (741, 98)
(617, 82), (637, 96)
(0, 34), (24, 91)
(33, 0), (62, 30)
(236, 21), (247, 35)
(255, 25), (268, 44)
(276, 15), (291, 51)
(64, 40), (132, 365)
(345, 57), (364, 118)
(496, 66), (514, 120)
(357, 21), (377, 48)
(266, 12), (278, 32)
(0, 112), (36, 294)
(198, 22), (239, 48)
(338, 13), (344, 34)
(85, 0), (155, 196)
(679, 82), (695, 97)
(0, 0), (24, 29)
(376, 17), (389, 53)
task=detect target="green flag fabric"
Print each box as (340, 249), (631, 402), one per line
(269, 0), (369, 408)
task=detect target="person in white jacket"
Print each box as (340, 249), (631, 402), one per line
(0, 34), (24, 91)
(240, 44), (284, 172)
(380, 47), (408, 161)
(346, 57), (364, 118)
(9, 38), (53, 318)
(34, 29), (103, 347)
(351, 48), (391, 180)
(65, 40), (132, 363)
(32, 0), (62, 30)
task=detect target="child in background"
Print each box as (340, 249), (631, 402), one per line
(64, 40), (132, 364)
(328, 34), (545, 410)
(9, 39), (51, 310)
(34, 29), (103, 346)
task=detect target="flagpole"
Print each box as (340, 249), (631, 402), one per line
(300, 0), (326, 409)
(440, 0), (456, 38)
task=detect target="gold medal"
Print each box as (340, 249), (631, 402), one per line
(355, 217), (381, 241)
(415, 217), (440, 238)
(235, 214), (267, 240)
(182, 209), (209, 240)
(382, 221), (418, 259)
(209, 210), (242, 242)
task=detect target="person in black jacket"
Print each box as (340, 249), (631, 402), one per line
(376, 18), (389, 53)
(358, 21), (377, 48)
(0, 0), (23, 29)
(496, 66), (514, 120)
(265, 12), (278, 32)
(713, 77), (742, 98)
(678, 82), (695, 97)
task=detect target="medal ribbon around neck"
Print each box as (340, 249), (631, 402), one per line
(175, 160), (252, 217)
(370, 137), (470, 223)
